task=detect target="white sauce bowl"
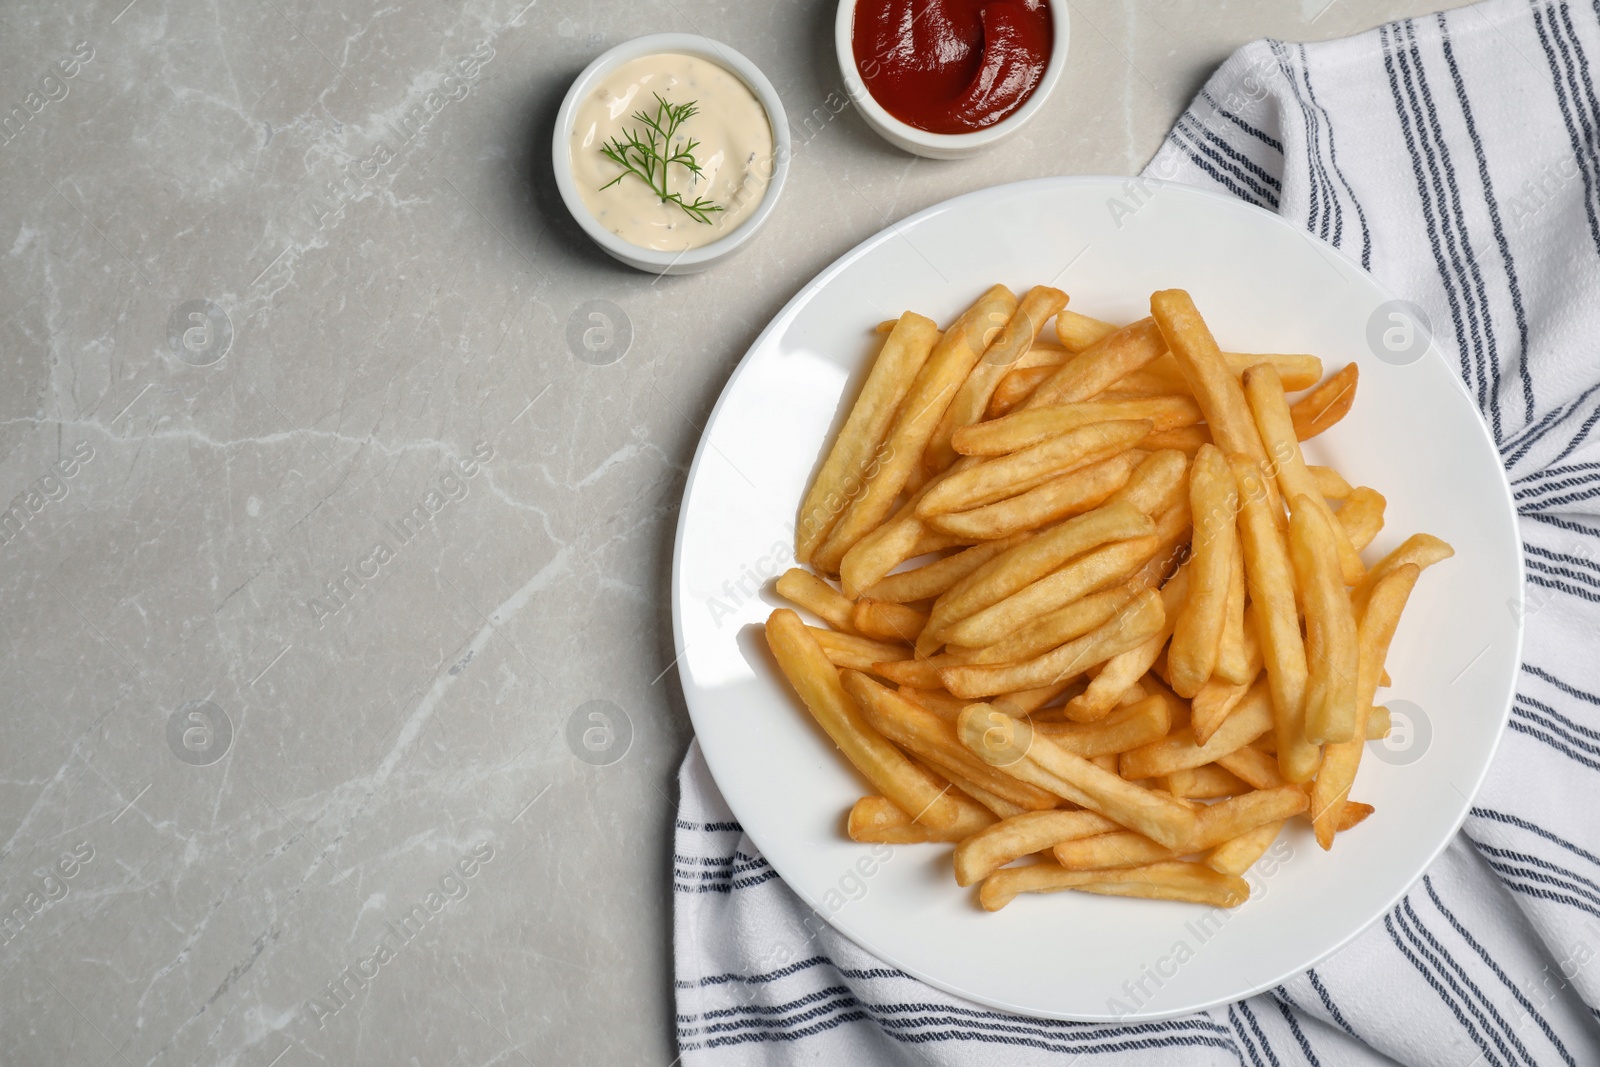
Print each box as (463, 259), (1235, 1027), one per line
(834, 0), (1071, 160)
(553, 33), (791, 275)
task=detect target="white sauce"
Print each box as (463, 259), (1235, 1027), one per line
(571, 53), (774, 252)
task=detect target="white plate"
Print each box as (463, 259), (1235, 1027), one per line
(670, 176), (1522, 1021)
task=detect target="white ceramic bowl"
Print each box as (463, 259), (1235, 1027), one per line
(835, 0), (1070, 159)
(552, 33), (791, 275)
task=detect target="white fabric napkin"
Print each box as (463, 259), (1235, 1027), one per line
(675, 1), (1600, 1061)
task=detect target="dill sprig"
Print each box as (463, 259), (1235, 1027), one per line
(599, 92), (725, 225)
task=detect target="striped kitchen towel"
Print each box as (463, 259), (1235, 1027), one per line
(674, 1), (1600, 1062)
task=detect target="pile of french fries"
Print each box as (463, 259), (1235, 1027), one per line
(765, 285), (1454, 912)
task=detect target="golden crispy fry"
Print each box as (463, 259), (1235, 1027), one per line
(943, 537), (1160, 650)
(1205, 820), (1285, 876)
(797, 313), (940, 563)
(837, 482), (938, 596)
(1169, 445), (1240, 697)
(953, 397), (1203, 456)
(1290, 496), (1360, 744)
(1216, 534), (1249, 683)
(896, 686), (968, 721)
(996, 677), (1081, 715)
(923, 502), (1153, 646)
(1119, 679), (1275, 780)
(987, 365), (1055, 417)
(1166, 764), (1251, 799)
(1133, 494), (1196, 588)
(766, 609), (964, 829)
(1139, 351), (1325, 393)
(927, 452), (1141, 540)
(980, 860), (1249, 910)
(1140, 426), (1212, 455)
(1024, 319), (1169, 410)
(1230, 456), (1318, 783)
(1367, 705), (1391, 738)
(1338, 801), (1375, 832)
(1052, 786), (1306, 870)
(1192, 677), (1253, 746)
(927, 286), (1069, 473)
(1054, 310), (1121, 352)
(1350, 533), (1454, 618)
(844, 672), (1060, 811)
(1243, 364), (1364, 583)
(809, 627), (909, 671)
(815, 285), (1017, 570)
(851, 598), (929, 642)
(1151, 291), (1277, 507)
(1291, 362), (1358, 440)
(1337, 487), (1387, 552)
(1107, 448), (1190, 517)
(953, 809), (1119, 886)
(971, 581), (1143, 666)
(945, 588), (1164, 698)
(1310, 564), (1421, 848)
(1034, 692), (1172, 756)
(1215, 744), (1284, 789)
(957, 705), (1198, 848)
(861, 534), (1030, 604)
(847, 794), (996, 843)
(917, 420), (1154, 517)
(1063, 568), (1189, 722)
(776, 568), (857, 632)
(1309, 465), (1352, 500)
(870, 649), (981, 689)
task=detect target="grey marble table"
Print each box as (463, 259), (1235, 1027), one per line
(0, 1), (1470, 1063)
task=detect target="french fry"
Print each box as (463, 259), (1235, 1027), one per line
(1063, 567), (1189, 722)
(815, 285), (1017, 570)
(1243, 364), (1364, 583)
(843, 672), (1060, 811)
(1168, 444), (1239, 697)
(997, 677), (1080, 714)
(1310, 564), (1421, 848)
(1167, 764), (1251, 799)
(1140, 426), (1212, 455)
(1290, 362), (1358, 440)
(1191, 676), (1253, 746)
(1350, 533), (1454, 618)
(797, 312), (940, 563)
(1289, 496), (1360, 744)
(851, 599), (929, 642)
(923, 502), (1154, 646)
(765, 609), (964, 829)
(944, 589), (1165, 699)
(1052, 786), (1307, 870)
(861, 534), (1030, 604)
(953, 810), (1120, 886)
(1033, 692), (1172, 756)
(1215, 535), (1249, 683)
(897, 686), (968, 721)
(953, 397), (1202, 456)
(980, 860), (1249, 911)
(1024, 319), (1169, 410)
(1337, 487), (1387, 552)
(1150, 291), (1277, 506)
(987, 365), (1056, 417)
(1119, 679), (1275, 780)
(1367, 705), (1391, 738)
(942, 537), (1159, 650)
(1133, 494), (1195, 588)
(917, 420), (1153, 517)
(1309, 465), (1352, 501)
(776, 568), (857, 632)
(837, 482), (939, 596)
(1215, 744), (1284, 789)
(847, 794), (996, 843)
(1205, 820), (1284, 876)
(1054, 310), (1121, 352)
(1230, 456), (1318, 783)
(1140, 351), (1325, 393)
(927, 286), (1069, 473)
(957, 704), (1198, 848)
(970, 580), (1142, 666)
(871, 649), (981, 689)
(927, 452), (1141, 540)
(1338, 801), (1375, 832)
(1107, 448), (1190, 517)
(809, 627), (909, 671)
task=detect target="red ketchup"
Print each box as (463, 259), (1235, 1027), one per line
(852, 0), (1052, 134)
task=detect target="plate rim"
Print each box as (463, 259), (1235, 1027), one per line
(669, 173), (1525, 1021)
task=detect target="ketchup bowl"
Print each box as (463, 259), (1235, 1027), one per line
(835, 0), (1069, 159)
